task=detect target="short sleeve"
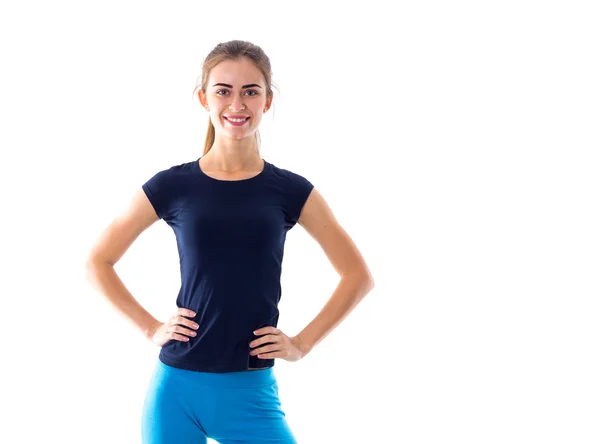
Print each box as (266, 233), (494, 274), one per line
(284, 171), (314, 228)
(142, 168), (173, 221)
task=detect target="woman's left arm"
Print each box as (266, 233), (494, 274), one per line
(294, 187), (375, 356)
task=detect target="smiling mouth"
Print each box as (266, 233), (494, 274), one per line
(224, 117), (250, 122)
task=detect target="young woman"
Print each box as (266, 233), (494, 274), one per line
(86, 40), (374, 444)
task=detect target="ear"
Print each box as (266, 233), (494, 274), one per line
(197, 90), (207, 108)
(265, 94), (273, 112)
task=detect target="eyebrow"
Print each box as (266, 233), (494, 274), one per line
(212, 83), (262, 89)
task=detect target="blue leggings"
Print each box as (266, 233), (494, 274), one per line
(141, 359), (298, 444)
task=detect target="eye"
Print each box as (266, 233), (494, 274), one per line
(215, 89), (259, 96)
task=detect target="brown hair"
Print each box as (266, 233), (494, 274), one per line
(192, 40), (278, 156)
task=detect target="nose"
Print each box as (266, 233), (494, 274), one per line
(229, 96), (246, 112)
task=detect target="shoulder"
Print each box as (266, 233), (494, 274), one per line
(267, 161), (313, 188)
(267, 160), (315, 226)
(144, 159), (196, 185)
(159, 159), (197, 176)
(141, 159), (196, 220)
(141, 159), (197, 201)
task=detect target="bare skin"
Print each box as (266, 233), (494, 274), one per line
(198, 158), (264, 181)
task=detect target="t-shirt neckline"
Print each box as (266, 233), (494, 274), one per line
(195, 157), (271, 183)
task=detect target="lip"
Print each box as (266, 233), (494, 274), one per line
(224, 116), (250, 126)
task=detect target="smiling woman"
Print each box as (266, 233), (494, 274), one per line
(86, 39), (373, 444)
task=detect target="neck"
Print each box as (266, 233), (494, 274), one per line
(204, 135), (261, 171)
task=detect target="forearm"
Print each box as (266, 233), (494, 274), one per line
(296, 271), (374, 356)
(85, 260), (158, 340)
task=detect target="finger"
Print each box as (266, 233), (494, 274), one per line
(172, 325), (197, 338)
(173, 315), (195, 329)
(178, 308), (197, 318)
(252, 344), (280, 355)
(257, 351), (283, 359)
(266, 334), (281, 343)
(169, 315), (184, 326)
(167, 330), (191, 342)
(250, 334), (279, 349)
(174, 315), (199, 330)
(254, 327), (280, 336)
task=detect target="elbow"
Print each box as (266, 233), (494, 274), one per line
(84, 255), (109, 281)
(340, 264), (374, 294)
(85, 250), (115, 271)
(84, 256), (99, 281)
(361, 265), (375, 293)
(85, 252), (101, 270)
(351, 269), (374, 294)
(365, 273), (375, 293)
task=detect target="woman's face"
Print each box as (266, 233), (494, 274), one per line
(199, 58), (272, 141)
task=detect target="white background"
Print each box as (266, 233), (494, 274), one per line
(1, 1), (598, 443)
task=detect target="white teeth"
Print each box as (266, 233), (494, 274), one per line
(227, 117), (247, 123)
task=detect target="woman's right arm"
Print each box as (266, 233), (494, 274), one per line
(85, 187), (161, 340)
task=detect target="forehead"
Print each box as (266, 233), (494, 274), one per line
(209, 58), (264, 86)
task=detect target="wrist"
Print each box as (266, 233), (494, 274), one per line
(143, 319), (160, 341)
(295, 334), (313, 357)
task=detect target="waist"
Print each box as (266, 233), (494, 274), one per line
(156, 358), (276, 387)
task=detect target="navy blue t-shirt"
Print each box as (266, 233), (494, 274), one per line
(141, 157), (314, 373)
